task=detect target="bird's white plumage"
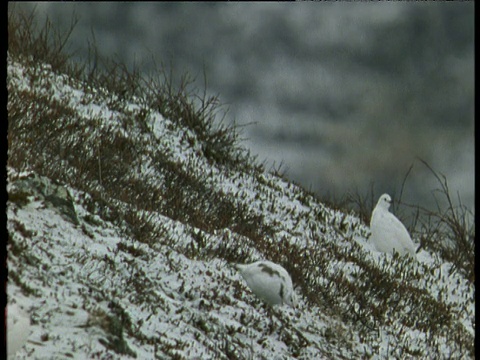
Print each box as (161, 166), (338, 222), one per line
(370, 194), (416, 257)
(7, 303), (31, 359)
(234, 260), (296, 307)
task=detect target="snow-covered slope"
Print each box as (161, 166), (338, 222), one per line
(7, 54), (474, 359)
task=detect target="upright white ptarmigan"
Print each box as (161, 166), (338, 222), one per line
(370, 194), (417, 257)
(7, 303), (31, 359)
(234, 260), (296, 307)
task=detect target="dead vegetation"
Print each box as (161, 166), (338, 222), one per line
(7, 6), (474, 359)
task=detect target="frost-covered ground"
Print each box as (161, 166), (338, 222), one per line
(13, 2), (475, 211)
(6, 51), (474, 359)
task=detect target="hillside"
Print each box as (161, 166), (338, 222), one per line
(6, 11), (475, 359)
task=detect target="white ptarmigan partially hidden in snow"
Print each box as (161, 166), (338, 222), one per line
(7, 303), (31, 359)
(234, 260), (296, 307)
(370, 194), (417, 257)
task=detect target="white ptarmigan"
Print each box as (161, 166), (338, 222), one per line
(7, 303), (31, 359)
(234, 260), (296, 307)
(370, 194), (417, 257)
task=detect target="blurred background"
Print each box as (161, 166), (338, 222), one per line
(10, 2), (474, 213)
